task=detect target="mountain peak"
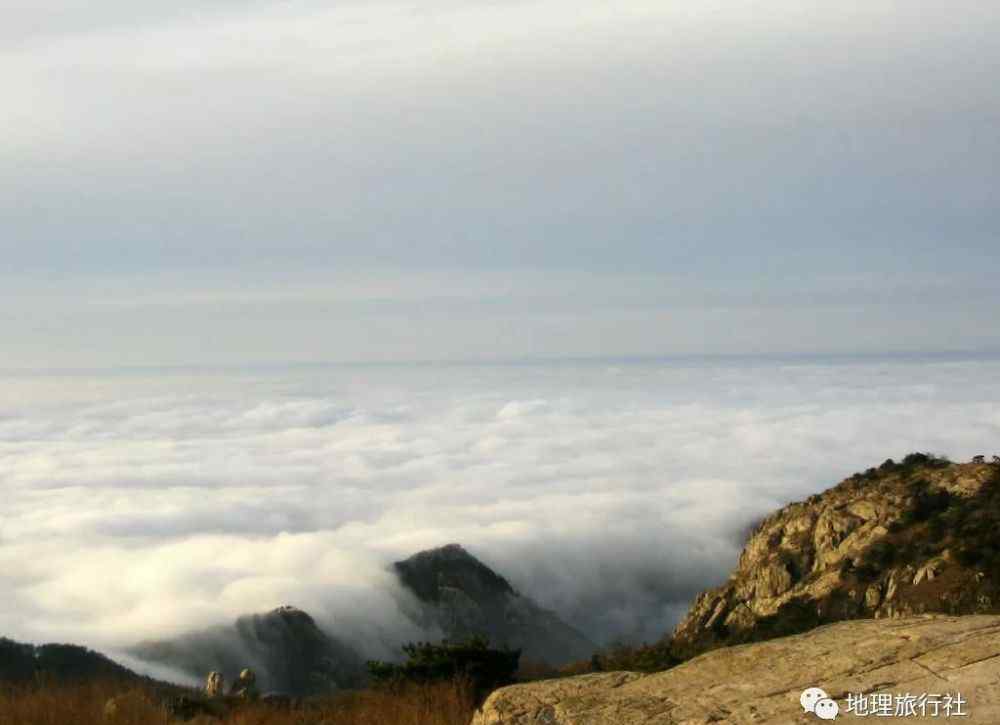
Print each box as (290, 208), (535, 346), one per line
(670, 455), (1000, 659)
(394, 543), (516, 604)
(266, 605), (313, 623)
(134, 605), (365, 696)
(392, 543), (596, 665)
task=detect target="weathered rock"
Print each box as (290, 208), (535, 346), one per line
(473, 615), (1000, 724)
(864, 583), (882, 609)
(753, 561), (794, 599)
(231, 667), (258, 699)
(671, 459), (1000, 658)
(913, 556), (947, 586)
(204, 671), (224, 697)
(884, 570), (900, 602)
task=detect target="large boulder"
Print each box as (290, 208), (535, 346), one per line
(472, 614), (1000, 724)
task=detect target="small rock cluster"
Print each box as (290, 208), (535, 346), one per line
(104, 668), (264, 723)
(200, 668), (259, 699)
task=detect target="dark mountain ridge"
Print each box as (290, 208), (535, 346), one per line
(395, 543), (517, 604)
(124, 545), (594, 695)
(0, 637), (143, 685)
(130, 604), (365, 696)
(393, 543), (597, 667)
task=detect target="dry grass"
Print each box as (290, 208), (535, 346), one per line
(0, 679), (478, 725)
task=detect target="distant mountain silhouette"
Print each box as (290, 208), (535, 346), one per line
(393, 543), (597, 666)
(0, 636), (170, 688)
(131, 605), (365, 695)
(3, 545), (597, 695)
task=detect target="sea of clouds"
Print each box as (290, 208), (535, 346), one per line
(2, 356), (1000, 674)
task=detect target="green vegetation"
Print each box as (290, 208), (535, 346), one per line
(588, 641), (678, 673)
(848, 452), (951, 487)
(367, 637), (519, 701)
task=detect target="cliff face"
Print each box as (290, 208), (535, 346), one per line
(394, 544), (597, 666)
(671, 455), (1000, 658)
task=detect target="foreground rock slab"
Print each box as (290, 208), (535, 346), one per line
(472, 615), (1000, 724)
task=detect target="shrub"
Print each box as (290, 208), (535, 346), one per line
(854, 562), (880, 581)
(367, 637), (519, 700)
(862, 540), (895, 569)
(751, 597), (824, 641)
(904, 486), (953, 523)
(956, 547), (983, 567)
(515, 659), (560, 681)
(592, 641), (677, 674)
(900, 452), (950, 469)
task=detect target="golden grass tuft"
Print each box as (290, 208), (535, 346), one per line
(0, 678), (478, 725)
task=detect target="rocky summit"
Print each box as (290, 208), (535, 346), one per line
(394, 543), (597, 666)
(671, 455), (1000, 659)
(472, 614), (1000, 724)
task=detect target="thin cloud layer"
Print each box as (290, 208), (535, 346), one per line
(3, 358), (1000, 662)
(2, 1), (999, 367)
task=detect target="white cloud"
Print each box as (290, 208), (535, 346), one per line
(2, 358), (1000, 659)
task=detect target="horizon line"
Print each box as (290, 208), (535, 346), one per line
(3, 348), (1000, 378)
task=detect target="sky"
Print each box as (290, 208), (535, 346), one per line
(2, 0), (1000, 681)
(2, 358), (1000, 664)
(3, 0), (999, 368)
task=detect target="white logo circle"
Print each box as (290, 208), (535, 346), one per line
(814, 697), (839, 720)
(800, 687), (830, 713)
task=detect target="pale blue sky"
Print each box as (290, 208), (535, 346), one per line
(3, 0), (998, 367)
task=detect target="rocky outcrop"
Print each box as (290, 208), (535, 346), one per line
(204, 671), (224, 697)
(472, 614), (1000, 724)
(671, 456), (1000, 658)
(394, 544), (596, 666)
(229, 668), (257, 699)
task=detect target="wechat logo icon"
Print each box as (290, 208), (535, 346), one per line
(801, 687), (838, 720)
